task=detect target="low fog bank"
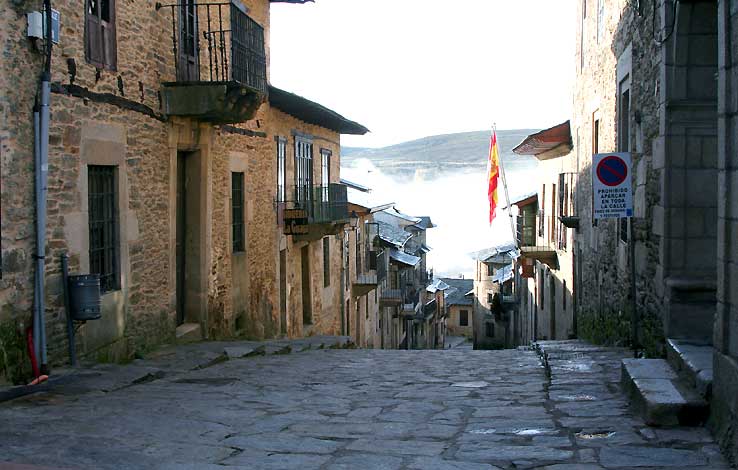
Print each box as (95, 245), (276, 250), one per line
(342, 158), (538, 278)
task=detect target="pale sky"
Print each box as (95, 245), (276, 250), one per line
(270, 0), (576, 148)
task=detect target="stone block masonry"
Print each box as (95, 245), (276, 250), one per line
(0, 0), (350, 383)
(0, 339), (731, 469)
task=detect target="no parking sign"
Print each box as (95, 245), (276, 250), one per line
(593, 152), (633, 219)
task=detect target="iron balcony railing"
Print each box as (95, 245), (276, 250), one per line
(517, 213), (538, 248)
(379, 288), (403, 307)
(156, 1), (267, 93)
(376, 251), (387, 283)
(278, 184), (349, 225)
(518, 211), (576, 252)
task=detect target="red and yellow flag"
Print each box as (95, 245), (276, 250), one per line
(487, 130), (500, 224)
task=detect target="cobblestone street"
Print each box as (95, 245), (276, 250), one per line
(0, 340), (733, 470)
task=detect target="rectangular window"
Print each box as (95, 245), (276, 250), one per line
(232, 172), (245, 252)
(580, 0), (586, 71)
(345, 231), (350, 286)
(88, 165), (119, 293)
(486, 264), (493, 276)
(460, 310), (469, 327)
(550, 183), (557, 244)
(277, 138), (286, 202)
(539, 185), (546, 237)
(321, 149), (331, 200)
(294, 137), (313, 203)
(485, 322), (495, 338)
(487, 292), (494, 304)
(593, 118), (600, 154)
(618, 78), (631, 243)
(323, 237), (330, 287)
(356, 226), (362, 274)
(592, 115), (601, 227)
(86, 0), (117, 69)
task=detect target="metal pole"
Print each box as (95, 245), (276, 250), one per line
(33, 107), (41, 366)
(495, 124), (518, 248)
(61, 253), (77, 366)
(37, 77), (50, 372)
(630, 219), (638, 356)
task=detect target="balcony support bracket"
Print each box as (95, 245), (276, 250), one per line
(160, 81), (265, 124)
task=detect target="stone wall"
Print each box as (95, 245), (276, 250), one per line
(572, 0), (668, 356)
(447, 305), (472, 338)
(269, 106), (343, 339)
(0, 0), (351, 383)
(711, 0), (738, 461)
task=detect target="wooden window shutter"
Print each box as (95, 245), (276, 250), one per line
(85, 0), (104, 66)
(86, 0), (117, 69)
(102, 0), (117, 69)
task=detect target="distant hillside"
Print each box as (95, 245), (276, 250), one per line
(341, 129), (538, 179)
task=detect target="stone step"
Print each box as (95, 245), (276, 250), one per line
(621, 358), (709, 426)
(666, 338), (714, 400)
(175, 323), (202, 344)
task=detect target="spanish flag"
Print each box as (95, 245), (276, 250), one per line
(487, 130), (500, 224)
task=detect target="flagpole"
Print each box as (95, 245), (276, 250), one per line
(494, 123), (518, 249)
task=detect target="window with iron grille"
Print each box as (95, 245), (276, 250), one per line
(294, 137), (312, 203)
(323, 237), (330, 287)
(277, 138), (286, 202)
(88, 165), (119, 292)
(460, 310), (469, 327)
(230, 3), (267, 91)
(321, 149), (331, 203)
(232, 172), (245, 252)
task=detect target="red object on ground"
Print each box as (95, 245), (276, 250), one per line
(25, 327), (40, 378)
(27, 375), (48, 386)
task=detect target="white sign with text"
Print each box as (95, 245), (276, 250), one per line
(592, 152), (633, 219)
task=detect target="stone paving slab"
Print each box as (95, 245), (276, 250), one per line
(0, 341), (733, 469)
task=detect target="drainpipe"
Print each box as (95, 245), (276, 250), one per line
(33, 0), (53, 374)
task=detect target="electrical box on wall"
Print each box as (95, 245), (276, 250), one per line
(27, 9), (60, 43)
(27, 11), (43, 39)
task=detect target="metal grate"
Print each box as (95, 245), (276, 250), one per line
(88, 165), (119, 292)
(230, 3), (266, 92)
(157, 1), (267, 92)
(232, 172), (245, 252)
(277, 138), (286, 203)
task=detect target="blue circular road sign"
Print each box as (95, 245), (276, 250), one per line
(596, 155), (628, 187)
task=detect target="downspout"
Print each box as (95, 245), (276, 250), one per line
(33, 0), (53, 374)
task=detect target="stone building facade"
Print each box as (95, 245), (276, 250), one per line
(713, 0), (738, 461)
(441, 277), (473, 338)
(374, 209), (437, 349)
(562, 0), (738, 460)
(511, 122), (577, 346)
(0, 0), (367, 383)
(471, 244), (517, 349)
